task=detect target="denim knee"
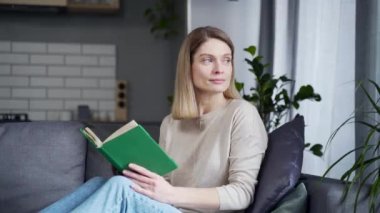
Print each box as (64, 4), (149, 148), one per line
(107, 175), (133, 188)
(86, 176), (107, 185)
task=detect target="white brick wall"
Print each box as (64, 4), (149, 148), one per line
(82, 67), (115, 77)
(82, 44), (115, 55)
(0, 65), (10, 75)
(65, 78), (98, 88)
(12, 42), (46, 53)
(0, 41), (11, 52)
(31, 54), (64, 65)
(99, 56), (116, 66)
(0, 41), (119, 121)
(0, 77), (29, 86)
(48, 43), (81, 54)
(13, 65), (46, 76)
(0, 88), (11, 97)
(48, 66), (81, 76)
(66, 55), (97, 65)
(13, 88), (46, 98)
(31, 77), (64, 87)
(0, 53), (29, 64)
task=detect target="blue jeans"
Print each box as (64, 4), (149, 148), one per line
(40, 176), (181, 213)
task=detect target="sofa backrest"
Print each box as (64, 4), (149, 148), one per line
(0, 121), (87, 213)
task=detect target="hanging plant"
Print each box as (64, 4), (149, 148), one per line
(144, 0), (179, 39)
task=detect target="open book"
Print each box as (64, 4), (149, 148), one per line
(80, 120), (178, 176)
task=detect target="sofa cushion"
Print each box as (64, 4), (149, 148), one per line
(246, 115), (305, 213)
(300, 174), (380, 213)
(0, 121), (87, 213)
(271, 183), (307, 213)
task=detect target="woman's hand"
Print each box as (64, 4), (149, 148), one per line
(122, 163), (175, 204)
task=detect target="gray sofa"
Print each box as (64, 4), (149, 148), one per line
(0, 119), (377, 213)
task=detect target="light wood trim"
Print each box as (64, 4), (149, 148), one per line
(0, 0), (67, 6)
(67, 1), (119, 12)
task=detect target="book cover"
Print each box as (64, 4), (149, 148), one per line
(80, 120), (178, 176)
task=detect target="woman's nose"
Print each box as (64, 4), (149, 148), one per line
(212, 61), (224, 74)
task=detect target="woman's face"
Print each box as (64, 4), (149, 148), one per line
(191, 38), (233, 96)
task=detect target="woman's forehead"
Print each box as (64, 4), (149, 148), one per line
(194, 38), (232, 56)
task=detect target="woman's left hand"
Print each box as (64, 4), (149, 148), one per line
(122, 163), (175, 204)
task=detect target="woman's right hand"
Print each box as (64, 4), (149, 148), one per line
(122, 163), (176, 204)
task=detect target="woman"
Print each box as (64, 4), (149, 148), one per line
(41, 26), (268, 213)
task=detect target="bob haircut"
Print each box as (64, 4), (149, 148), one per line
(171, 26), (241, 119)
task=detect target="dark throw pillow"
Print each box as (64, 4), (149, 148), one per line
(246, 115), (305, 213)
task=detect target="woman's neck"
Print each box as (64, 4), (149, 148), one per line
(196, 93), (228, 116)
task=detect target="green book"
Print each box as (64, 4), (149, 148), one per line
(80, 120), (178, 176)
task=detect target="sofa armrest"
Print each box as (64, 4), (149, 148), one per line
(300, 173), (379, 213)
(85, 142), (114, 180)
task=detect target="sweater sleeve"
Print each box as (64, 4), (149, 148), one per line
(216, 103), (268, 210)
(158, 115), (171, 181)
(158, 115), (170, 149)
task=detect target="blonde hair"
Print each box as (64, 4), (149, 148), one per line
(171, 26), (240, 119)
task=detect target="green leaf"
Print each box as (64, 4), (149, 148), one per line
(354, 169), (378, 213)
(294, 85), (321, 103)
(323, 146), (364, 178)
(144, 8), (153, 16)
(293, 102), (300, 109)
(280, 89), (291, 105)
(357, 120), (380, 132)
(167, 95), (173, 105)
(361, 82), (380, 115)
(279, 75), (293, 82)
(245, 58), (254, 67)
(309, 144), (323, 157)
(314, 94), (322, 101)
(341, 155), (380, 181)
(254, 55), (264, 62)
(242, 95), (253, 102)
(252, 58), (264, 78)
(369, 79), (380, 95)
(294, 85), (314, 99)
(235, 81), (244, 92)
(244, 46), (256, 56)
(260, 74), (274, 91)
(250, 94), (260, 103)
(324, 115), (355, 151)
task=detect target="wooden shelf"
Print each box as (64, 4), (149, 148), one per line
(0, 0), (119, 13)
(67, 0), (119, 13)
(0, 0), (67, 7)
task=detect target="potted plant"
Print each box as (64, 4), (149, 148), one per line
(144, 0), (179, 39)
(235, 45), (323, 156)
(324, 80), (380, 213)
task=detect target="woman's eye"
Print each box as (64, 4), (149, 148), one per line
(223, 58), (232, 64)
(201, 58), (213, 64)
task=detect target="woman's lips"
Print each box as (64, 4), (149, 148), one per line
(209, 79), (225, 84)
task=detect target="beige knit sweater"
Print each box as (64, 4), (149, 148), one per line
(159, 99), (268, 213)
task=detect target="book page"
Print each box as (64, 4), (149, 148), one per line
(84, 127), (103, 148)
(104, 120), (138, 143)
